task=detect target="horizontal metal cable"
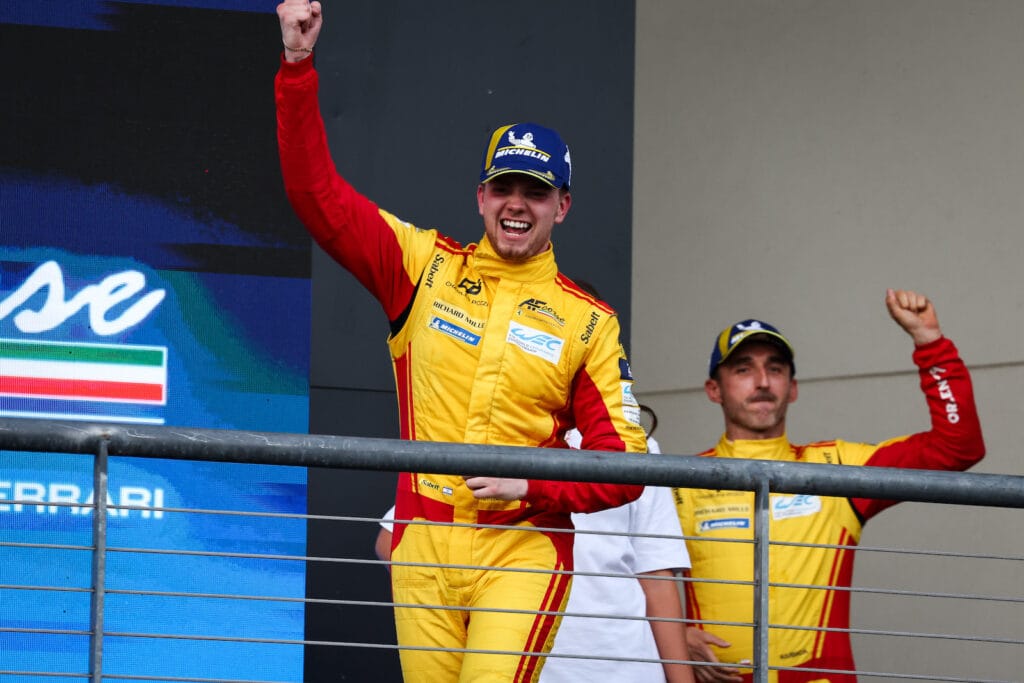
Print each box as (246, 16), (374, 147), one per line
(0, 672), (87, 680)
(772, 537), (1024, 563)
(763, 621), (1024, 647)
(768, 579), (1024, 603)
(0, 583), (91, 593)
(773, 662), (1017, 683)
(0, 627), (91, 636)
(0, 540), (93, 551)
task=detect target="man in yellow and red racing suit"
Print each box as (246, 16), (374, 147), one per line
(275, 3), (647, 681)
(674, 290), (984, 683)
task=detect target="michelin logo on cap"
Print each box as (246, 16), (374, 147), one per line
(480, 123), (572, 189)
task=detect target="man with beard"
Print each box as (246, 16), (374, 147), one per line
(675, 289), (985, 682)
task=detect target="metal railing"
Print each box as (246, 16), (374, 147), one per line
(1, 416), (1022, 683)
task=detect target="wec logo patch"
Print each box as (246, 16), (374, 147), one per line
(771, 494), (822, 521)
(507, 321), (563, 365)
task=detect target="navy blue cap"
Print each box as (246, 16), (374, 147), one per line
(479, 123), (572, 189)
(708, 319), (795, 377)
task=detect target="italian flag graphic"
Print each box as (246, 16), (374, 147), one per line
(0, 338), (167, 423)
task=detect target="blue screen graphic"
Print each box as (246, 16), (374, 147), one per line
(0, 3), (311, 679)
(0, 180), (310, 681)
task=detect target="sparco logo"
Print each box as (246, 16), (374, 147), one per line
(425, 254), (444, 289)
(580, 311), (600, 343)
(457, 278), (482, 296)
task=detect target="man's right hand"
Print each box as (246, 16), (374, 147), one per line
(885, 288), (942, 347)
(686, 627), (744, 683)
(277, 0), (323, 62)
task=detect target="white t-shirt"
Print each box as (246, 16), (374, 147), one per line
(378, 432), (689, 682)
(539, 431), (689, 682)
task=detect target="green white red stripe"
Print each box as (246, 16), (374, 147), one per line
(0, 339), (167, 404)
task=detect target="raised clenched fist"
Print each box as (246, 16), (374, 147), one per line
(277, 0), (323, 61)
(885, 288), (942, 346)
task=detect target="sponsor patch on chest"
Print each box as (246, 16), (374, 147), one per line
(506, 321), (564, 364)
(698, 518), (751, 533)
(771, 494), (822, 520)
(428, 316), (481, 346)
(432, 300), (485, 329)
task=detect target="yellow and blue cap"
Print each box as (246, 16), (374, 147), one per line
(479, 122), (572, 190)
(708, 319), (795, 377)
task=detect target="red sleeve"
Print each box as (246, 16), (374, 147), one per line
(275, 57), (415, 321)
(852, 336), (985, 519)
(523, 312), (646, 514)
(525, 478), (643, 514)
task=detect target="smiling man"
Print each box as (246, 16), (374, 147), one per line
(274, 2), (647, 681)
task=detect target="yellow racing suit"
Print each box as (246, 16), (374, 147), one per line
(673, 337), (984, 682)
(276, 55), (647, 682)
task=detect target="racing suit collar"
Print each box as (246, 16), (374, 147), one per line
(473, 234), (558, 283)
(716, 433), (797, 461)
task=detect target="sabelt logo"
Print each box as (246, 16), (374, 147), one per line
(425, 254), (444, 289)
(417, 478), (452, 496)
(580, 311), (600, 343)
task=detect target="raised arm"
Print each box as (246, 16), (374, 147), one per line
(851, 289), (985, 519)
(274, 3), (423, 321)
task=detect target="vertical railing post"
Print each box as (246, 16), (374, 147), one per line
(752, 478), (770, 683)
(89, 438), (109, 683)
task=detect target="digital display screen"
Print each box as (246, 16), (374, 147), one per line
(1, 2), (310, 680)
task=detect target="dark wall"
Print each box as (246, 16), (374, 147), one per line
(1, 3), (306, 273)
(304, 2), (637, 681)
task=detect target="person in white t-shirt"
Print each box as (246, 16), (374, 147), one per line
(375, 406), (694, 683)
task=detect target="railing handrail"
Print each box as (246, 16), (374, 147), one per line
(1, 417), (1020, 509)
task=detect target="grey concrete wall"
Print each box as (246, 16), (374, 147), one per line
(632, 1), (1023, 678)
